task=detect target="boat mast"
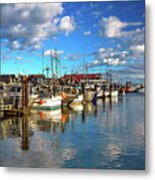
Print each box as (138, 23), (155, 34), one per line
(83, 47), (86, 81)
(42, 49), (44, 76)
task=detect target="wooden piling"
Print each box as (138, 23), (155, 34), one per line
(21, 116), (29, 151)
(22, 76), (28, 114)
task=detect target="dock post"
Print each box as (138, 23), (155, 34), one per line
(81, 82), (85, 102)
(22, 76), (28, 115)
(109, 84), (112, 98)
(21, 116), (29, 151)
(81, 82), (85, 94)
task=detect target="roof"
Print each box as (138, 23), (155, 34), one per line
(63, 73), (102, 83)
(27, 74), (45, 79)
(0, 74), (16, 83)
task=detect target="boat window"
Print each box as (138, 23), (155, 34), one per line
(10, 86), (21, 92)
(17, 87), (21, 92)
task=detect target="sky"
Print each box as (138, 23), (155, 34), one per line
(0, 0), (145, 83)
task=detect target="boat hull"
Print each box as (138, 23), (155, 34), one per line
(84, 90), (95, 102)
(32, 105), (61, 111)
(69, 94), (83, 111)
(33, 97), (62, 111)
(104, 90), (118, 97)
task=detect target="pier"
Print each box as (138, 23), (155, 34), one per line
(0, 72), (144, 119)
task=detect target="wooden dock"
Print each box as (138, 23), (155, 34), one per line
(0, 104), (27, 116)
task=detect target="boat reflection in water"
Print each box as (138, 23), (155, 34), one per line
(0, 94), (144, 169)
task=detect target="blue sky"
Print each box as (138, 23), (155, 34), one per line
(1, 0), (145, 83)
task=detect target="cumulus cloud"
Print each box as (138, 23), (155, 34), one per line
(130, 44), (144, 54)
(97, 47), (130, 62)
(87, 47), (128, 69)
(112, 62), (144, 83)
(1, 3), (63, 50)
(104, 58), (126, 66)
(9, 41), (21, 50)
(32, 43), (42, 50)
(59, 16), (75, 35)
(1, 3), (76, 51)
(16, 56), (22, 60)
(98, 48), (105, 53)
(44, 49), (63, 58)
(44, 50), (52, 56)
(83, 31), (91, 36)
(122, 28), (144, 47)
(64, 54), (80, 60)
(100, 16), (127, 38)
(63, 51), (96, 61)
(85, 44), (144, 82)
(128, 44), (145, 61)
(113, 27), (145, 62)
(100, 16), (143, 38)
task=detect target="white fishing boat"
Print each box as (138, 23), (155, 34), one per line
(61, 86), (79, 103)
(109, 90), (118, 97)
(33, 96), (62, 111)
(69, 94), (84, 111)
(137, 87), (145, 94)
(70, 103), (83, 111)
(119, 88), (126, 96)
(97, 87), (104, 98)
(84, 90), (95, 102)
(103, 90), (119, 97)
(103, 90), (110, 97)
(104, 97), (118, 104)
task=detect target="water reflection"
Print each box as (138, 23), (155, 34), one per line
(21, 116), (29, 151)
(0, 94), (145, 169)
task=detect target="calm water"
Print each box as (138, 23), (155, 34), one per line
(0, 93), (145, 169)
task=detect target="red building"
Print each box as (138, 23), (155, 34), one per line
(62, 73), (102, 84)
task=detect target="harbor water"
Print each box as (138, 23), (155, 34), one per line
(0, 93), (145, 169)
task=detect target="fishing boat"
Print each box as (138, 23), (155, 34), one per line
(33, 96), (62, 111)
(96, 87), (104, 98)
(84, 90), (95, 102)
(119, 87), (126, 96)
(70, 103), (83, 111)
(137, 87), (145, 94)
(102, 90), (119, 98)
(125, 86), (137, 93)
(109, 90), (118, 97)
(103, 90), (110, 97)
(61, 86), (79, 103)
(69, 94), (84, 111)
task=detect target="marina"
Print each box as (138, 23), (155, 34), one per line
(0, 73), (144, 116)
(0, 65), (145, 170)
(0, 1), (145, 170)
(0, 93), (144, 169)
